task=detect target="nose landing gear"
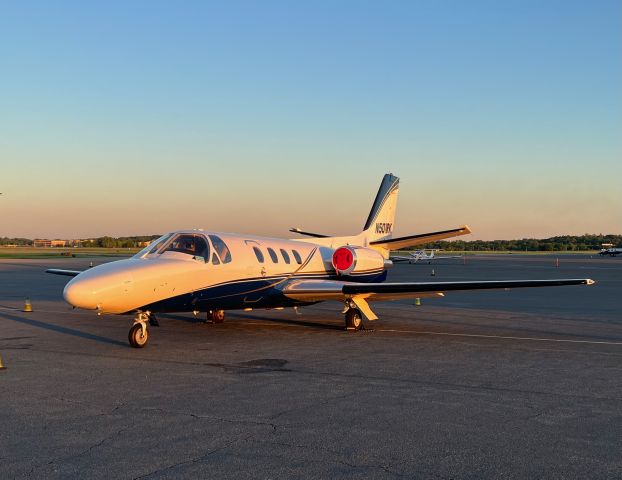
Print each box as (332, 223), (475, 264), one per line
(129, 312), (151, 348)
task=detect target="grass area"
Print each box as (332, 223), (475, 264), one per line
(0, 247), (139, 259)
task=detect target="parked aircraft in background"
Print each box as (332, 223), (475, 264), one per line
(390, 249), (462, 264)
(599, 247), (622, 257)
(47, 174), (594, 348)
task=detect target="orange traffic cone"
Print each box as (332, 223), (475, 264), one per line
(23, 298), (33, 312)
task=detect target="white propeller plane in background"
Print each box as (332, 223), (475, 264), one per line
(391, 249), (463, 264)
(47, 174), (594, 348)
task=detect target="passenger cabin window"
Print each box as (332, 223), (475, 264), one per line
(162, 234), (209, 261)
(212, 253), (220, 265)
(253, 246), (264, 263)
(267, 247), (278, 263)
(209, 235), (232, 263)
(292, 250), (302, 264)
(280, 249), (290, 264)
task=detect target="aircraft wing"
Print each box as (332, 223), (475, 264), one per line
(370, 226), (471, 250)
(283, 278), (594, 303)
(46, 269), (82, 277)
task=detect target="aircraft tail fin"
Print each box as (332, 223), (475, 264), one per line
(361, 174), (400, 243)
(291, 173), (470, 252)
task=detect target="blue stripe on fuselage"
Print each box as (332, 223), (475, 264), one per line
(134, 270), (387, 313)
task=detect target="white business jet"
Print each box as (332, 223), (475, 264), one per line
(47, 174), (594, 348)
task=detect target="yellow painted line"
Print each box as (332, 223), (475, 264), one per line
(376, 329), (622, 346)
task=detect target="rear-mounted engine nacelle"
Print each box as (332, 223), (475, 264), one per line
(332, 246), (385, 276)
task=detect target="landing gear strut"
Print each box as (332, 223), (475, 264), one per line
(345, 308), (363, 331)
(129, 312), (150, 348)
(207, 309), (225, 324)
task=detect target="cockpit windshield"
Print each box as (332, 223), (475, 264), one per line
(133, 233), (173, 259)
(162, 233), (210, 260)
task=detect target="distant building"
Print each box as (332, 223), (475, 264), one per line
(137, 241), (152, 247)
(33, 239), (52, 247)
(33, 239), (67, 247)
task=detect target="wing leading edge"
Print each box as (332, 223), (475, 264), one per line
(46, 269), (82, 277)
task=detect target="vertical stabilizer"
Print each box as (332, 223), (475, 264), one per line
(362, 174), (399, 243)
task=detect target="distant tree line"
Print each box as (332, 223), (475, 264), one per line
(416, 234), (622, 252)
(0, 237), (32, 246)
(0, 235), (161, 248)
(80, 236), (161, 249)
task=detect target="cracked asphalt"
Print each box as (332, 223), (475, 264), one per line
(1, 254), (621, 479)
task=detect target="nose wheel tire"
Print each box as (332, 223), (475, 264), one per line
(129, 323), (149, 348)
(345, 308), (363, 331)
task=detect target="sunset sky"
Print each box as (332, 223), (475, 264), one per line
(1, 1), (620, 240)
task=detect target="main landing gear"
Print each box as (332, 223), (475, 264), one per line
(207, 309), (225, 324)
(345, 308), (363, 331)
(128, 312), (156, 348)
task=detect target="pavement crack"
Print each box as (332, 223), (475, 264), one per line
(132, 435), (253, 479)
(27, 425), (131, 477)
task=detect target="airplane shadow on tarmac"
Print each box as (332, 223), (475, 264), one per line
(160, 311), (344, 331)
(0, 311), (127, 347)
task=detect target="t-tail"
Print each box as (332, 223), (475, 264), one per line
(292, 173), (471, 252)
(361, 173), (400, 244)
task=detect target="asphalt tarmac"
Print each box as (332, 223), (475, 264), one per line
(1, 254), (621, 479)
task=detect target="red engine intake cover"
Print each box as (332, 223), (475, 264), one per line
(332, 247), (354, 273)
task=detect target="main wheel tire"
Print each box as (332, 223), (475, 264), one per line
(345, 308), (363, 331)
(128, 323), (149, 348)
(211, 310), (225, 323)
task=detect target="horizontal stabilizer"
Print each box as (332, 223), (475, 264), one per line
(289, 227), (330, 238)
(46, 269), (82, 277)
(370, 226), (471, 250)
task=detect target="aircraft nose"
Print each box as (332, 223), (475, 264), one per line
(62, 261), (136, 313)
(63, 278), (99, 310)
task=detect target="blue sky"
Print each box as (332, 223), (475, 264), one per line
(1, 0), (620, 239)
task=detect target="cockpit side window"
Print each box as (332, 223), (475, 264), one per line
(209, 235), (232, 263)
(133, 233), (173, 258)
(163, 234), (210, 260)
